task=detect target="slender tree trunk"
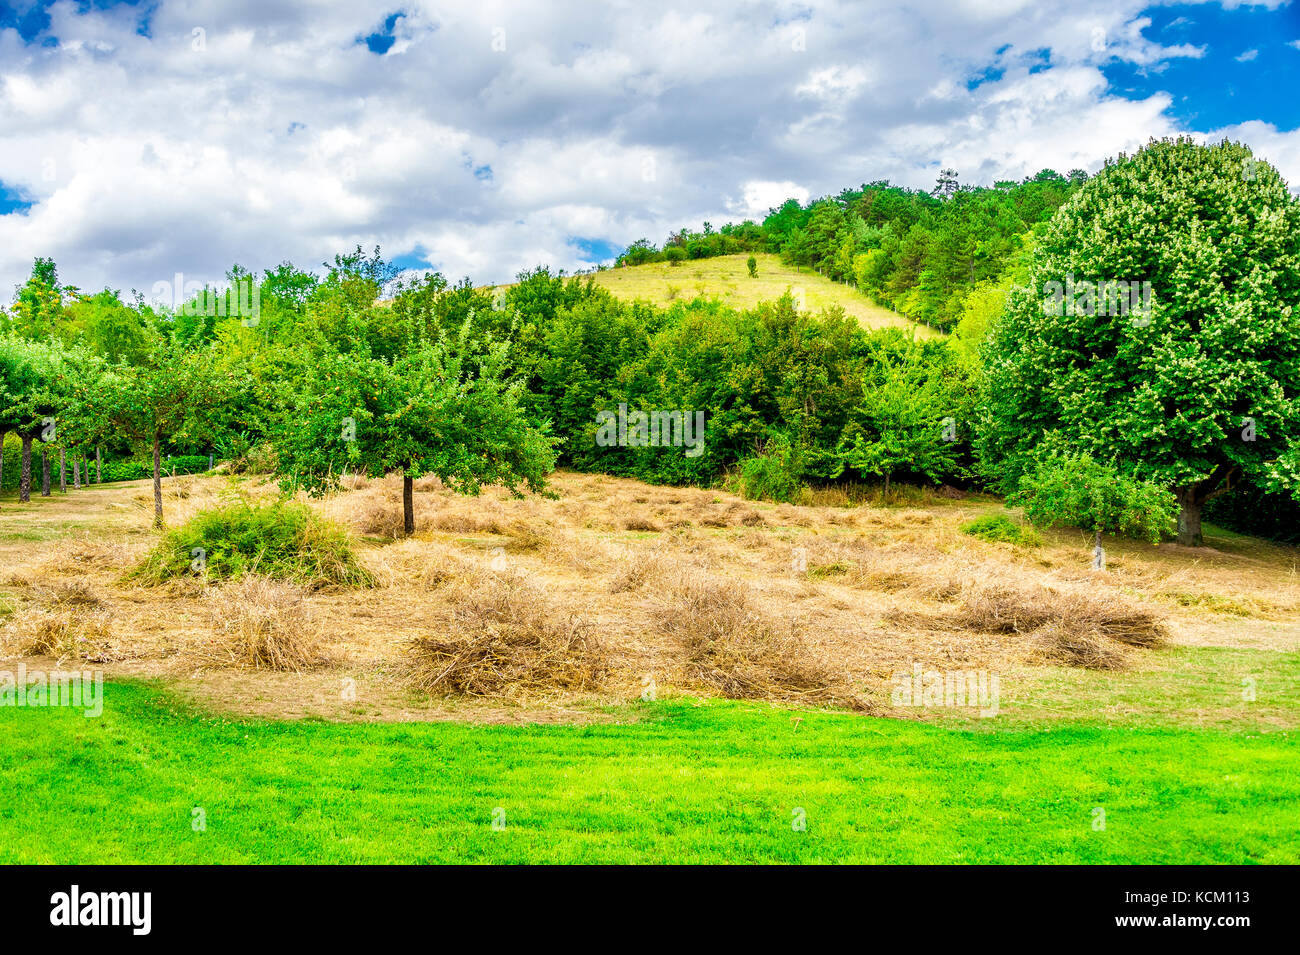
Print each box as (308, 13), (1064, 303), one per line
(19, 434), (33, 503)
(73, 454), (81, 489)
(403, 475), (415, 536)
(41, 449), (50, 496)
(96, 446), (102, 483)
(0, 434), (5, 494)
(152, 436), (164, 528)
(59, 448), (66, 493)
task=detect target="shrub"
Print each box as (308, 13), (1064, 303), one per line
(962, 513), (1040, 546)
(132, 498), (375, 588)
(746, 255), (758, 278)
(663, 246), (687, 265)
(100, 454), (212, 483)
(1009, 452), (1175, 545)
(734, 437), (803, 503)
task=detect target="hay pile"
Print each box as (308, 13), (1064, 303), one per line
(656, 575), (872, 711)
(406, 571), (610, 697)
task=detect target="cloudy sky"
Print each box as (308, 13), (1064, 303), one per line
(1, 0), (1298, 302)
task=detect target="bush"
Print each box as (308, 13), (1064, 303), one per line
(100, 454), (212, 483)
(962, 513), (1039, 547)
(663, 246), (687, 265)
(1009, 452), (1175, 544)
(734, 438), (803, 503)
(133, 499), (375, 588)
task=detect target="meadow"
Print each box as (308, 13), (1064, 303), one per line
(580, 252), (935, 335)
(1, 470), (1296, 863)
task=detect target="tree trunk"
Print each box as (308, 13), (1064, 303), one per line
(1175, 488), (1203, 547)
(0, 434), (5, 494)
(152, 437), (164, 528)
(59, 448), (66, 493)
(96, 446), (102, 483)
(73, 454), (81, 489)
(41, 450), (50, 496)
(19, 434), (32, 503)
(403, 475), (415, 536)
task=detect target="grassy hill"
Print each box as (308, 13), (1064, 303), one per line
(585, 253), (937, 336)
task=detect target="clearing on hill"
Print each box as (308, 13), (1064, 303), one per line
(575, 253), (934, 335)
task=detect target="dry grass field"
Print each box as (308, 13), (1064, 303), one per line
(2, 470), (1296, 729)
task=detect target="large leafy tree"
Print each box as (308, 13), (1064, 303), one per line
(980, 137), (1300, 545)
(9, 257), (70, 340)
(0, 336), (62, 503)
(278, 326), (558, 536)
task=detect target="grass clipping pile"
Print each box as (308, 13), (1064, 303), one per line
(955, 581), (1165, 670)
(657, 575), (873, 712)
(406, 570), (611, 699)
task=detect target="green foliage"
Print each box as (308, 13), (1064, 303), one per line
(838, 332), (973, 488)
(980, 138), (1300, 539)
(734, 436), (803, 502)
(1202, 479), (1300, 544)
(1010, 452), (1176, 544)
(961, 513), (1040, 547)
(132, 498), (374, 587)
(276, 324), (557, 533)
(99, 455), (212, 483)
(746, 255), (758, 278)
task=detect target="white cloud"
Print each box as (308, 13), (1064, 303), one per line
(0, 0), (1292, 297)
(1236, 49), (1259, 62)
(731, 180), (811, 219)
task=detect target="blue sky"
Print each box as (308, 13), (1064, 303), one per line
(1101, 2), (1300, 129)
(1, 0), (1298, 297)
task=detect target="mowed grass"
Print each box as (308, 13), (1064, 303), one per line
(583, 253), (938, 336)
(1, 681), (1296, 864)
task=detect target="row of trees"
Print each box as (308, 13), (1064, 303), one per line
(4, 139), (1298, 547)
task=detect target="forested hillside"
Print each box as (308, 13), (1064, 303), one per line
(616, 169), (1085, 331)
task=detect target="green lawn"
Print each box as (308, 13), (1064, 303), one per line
(2, 681), (1296, 863)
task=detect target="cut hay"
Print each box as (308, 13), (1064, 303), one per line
(405, 571), (610, 697)
(656, 576), (871, 711)
(203, 576), (326, 671)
